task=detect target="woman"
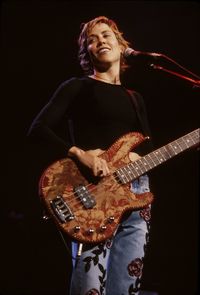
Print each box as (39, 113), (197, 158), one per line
(28, 16), (153, 295)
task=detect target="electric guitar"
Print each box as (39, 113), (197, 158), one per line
(39, 128), (199, 243)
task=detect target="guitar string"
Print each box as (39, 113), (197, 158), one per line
(46, 130), (199, 208)
(42, 130), (199, 242)
(49, 175), (125, 226)
(57, 174), (123, 207)
(51, 155), (151, 210)
(53, 178), (137, 229)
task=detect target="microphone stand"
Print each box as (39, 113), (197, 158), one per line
(150, 63), (200, 89)
(148, 52), (200, 89)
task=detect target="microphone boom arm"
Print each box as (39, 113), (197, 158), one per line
(150, 63), (200, 88)
(124, 48), (200, 88)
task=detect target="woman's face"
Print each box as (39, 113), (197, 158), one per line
(87, 22), (122, 70)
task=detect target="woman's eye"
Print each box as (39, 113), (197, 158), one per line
(88, 39), (94, 44)
(88, 37), (97, 44)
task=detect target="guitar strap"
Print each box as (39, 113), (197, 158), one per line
(126, 89), (147, 135)
(126, 89), (154, 153)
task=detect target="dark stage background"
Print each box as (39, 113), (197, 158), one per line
(2, 1), (199, 295)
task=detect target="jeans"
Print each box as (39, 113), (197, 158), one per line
(70, 175), (151, 295)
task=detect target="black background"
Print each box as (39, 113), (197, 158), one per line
(2, 1), (199, 295)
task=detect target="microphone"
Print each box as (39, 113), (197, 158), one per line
(123, 47), (162, 59)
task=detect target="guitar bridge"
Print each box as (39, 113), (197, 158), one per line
(50, 196), (74, 223)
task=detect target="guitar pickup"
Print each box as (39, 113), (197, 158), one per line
(74, 185), (96, 209)
(50, 196), (74, 223)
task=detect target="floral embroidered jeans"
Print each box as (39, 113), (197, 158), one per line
(70, 175), (151, 295)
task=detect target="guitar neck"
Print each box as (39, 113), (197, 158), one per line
(114, 128), (199, 184)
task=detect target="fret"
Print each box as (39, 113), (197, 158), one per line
(158, 147), (169, 161)
(153, 149), (166, 164)
(188, 132), (198, 145)
(174, 139), (183, 152)
(158, 148), (168, 161)
(119, 167), (131, 183)
(139, 157), (152, 171)
(178, 137), (190, 149)
(184, 135), (193, 146)
(168, 142), (181, 155)
(124, 167), (134, 182)
(114, 169), (126, 184)
(131, 161), (145, 176)
(151, 151), (163, 165)
(129, 162), (140, 177)
(125, 166), (135, 181)
(144, 153), (157, 168)
(150, 154), (160, 167)
(127, 163), (138, 179)
(136, 158), (149, 173)
(163, 146), (172, 159)
(114, 173), (124, 184)
(117, 168), (127, 184)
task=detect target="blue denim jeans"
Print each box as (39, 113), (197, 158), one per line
(70, 175), (151, 295)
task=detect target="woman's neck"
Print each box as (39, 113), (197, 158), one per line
(89, 69), (121, 85)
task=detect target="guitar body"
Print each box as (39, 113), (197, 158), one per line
(39, 132), (154, 243)
(39, 128), (199, 243)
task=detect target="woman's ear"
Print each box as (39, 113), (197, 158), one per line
(120, 44), (125, 55)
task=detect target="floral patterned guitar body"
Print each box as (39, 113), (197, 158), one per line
(39, 129), (199, 243)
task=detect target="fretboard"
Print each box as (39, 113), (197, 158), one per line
(114, 128), (199, 184)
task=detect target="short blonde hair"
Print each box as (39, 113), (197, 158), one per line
(78, 16), (130, 75)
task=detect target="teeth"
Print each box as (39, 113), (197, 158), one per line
(99, 48), (109, 53)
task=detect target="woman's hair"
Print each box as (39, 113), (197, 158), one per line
(78, 16), (130, 75)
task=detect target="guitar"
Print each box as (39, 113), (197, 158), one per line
(39, 128), (199, 243)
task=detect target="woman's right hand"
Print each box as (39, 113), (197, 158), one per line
(68, 146), (110, 177)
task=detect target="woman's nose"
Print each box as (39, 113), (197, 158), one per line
(97, 37), (105, 47)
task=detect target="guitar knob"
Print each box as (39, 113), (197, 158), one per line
(42, 209), (50, 221)
(100, 225), (107, 231)
(42, 214), (50, 221)
(69, 216), (75, 220)
(74, 226), (81, 232)
(87, 228), (94, 235)
(108, 216), (115, 223)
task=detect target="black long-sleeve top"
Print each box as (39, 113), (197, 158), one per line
(28, 76), (152, 158)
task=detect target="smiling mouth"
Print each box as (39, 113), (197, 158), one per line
(97, 48), (110, 54)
